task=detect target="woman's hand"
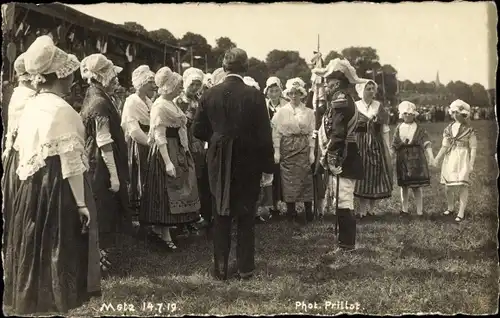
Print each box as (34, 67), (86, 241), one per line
(274, 151), (280, 164)
(166, 161), (176, 177)
(78, 206), (91, 232)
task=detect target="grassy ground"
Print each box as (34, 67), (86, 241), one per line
(69, 120), (498, 316)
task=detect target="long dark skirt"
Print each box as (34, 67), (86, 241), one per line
(139, 138), (200, 226)
(88, 155), (132, 247)
(354, 131), (393, 199)
(3, 156), (101, 315)
(127, 137), (149, 212)
(279, 135), (314, 203)
(2, 149), (20, 247)
(272, 163), (283, 204)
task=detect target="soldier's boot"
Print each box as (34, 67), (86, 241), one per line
(337, 208), (356, 251)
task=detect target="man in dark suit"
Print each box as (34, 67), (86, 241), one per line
(192, 48), (275, 280)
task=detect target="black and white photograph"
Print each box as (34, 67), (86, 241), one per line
(1, 1), (498, 316)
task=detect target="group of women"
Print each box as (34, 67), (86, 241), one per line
(1, 34), (216, 315)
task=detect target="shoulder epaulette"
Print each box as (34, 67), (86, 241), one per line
(331, 96), (348, 108)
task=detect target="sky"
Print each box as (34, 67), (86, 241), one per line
(68, 2), (496, 89)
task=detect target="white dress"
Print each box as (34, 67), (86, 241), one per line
(440, 122), (477, 186)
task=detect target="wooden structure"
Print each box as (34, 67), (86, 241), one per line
(2, 2), (186, 87)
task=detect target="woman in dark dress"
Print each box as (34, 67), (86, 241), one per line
(140, 67), (201, 250)
(2, 53), (36, 247)
(121, 65), (156, 213)
(80, 54), (131, 273)
(263, 76), (288, 220)
(3, 35), (100, 315)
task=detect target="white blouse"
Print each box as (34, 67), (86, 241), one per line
(398, 122), (417, 142)
(149, 97), (189, 150)
(271, 102), (315, 149)
(121, 93), (152, 136)
(14, 93), (88, 180)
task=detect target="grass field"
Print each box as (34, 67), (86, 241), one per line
(70, 120), (498, 316)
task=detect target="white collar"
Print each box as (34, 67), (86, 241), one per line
(226, 74), (244, 81)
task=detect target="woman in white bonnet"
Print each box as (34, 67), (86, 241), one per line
(3, 35), (100, 315)
(140, 67), (201, 250)
(353, 79), (393, 217)
(272, 77), (316, 224)
(80, 53), (131, 274)
(174, 67), (206, 234)
(2, 53), (37, 249)
(121, 65), (156, 213)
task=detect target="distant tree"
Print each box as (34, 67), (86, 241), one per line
(211, 36), (237, 69)
(340, 46), (380, 78)
(178, 32), (213, 70)
(247, 57), (269, 91)
(470, 83), (490, 107)
(122, 22), (148, 35)
(148, 28), (178, 46)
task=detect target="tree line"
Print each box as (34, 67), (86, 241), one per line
(122, 22), (495, 108)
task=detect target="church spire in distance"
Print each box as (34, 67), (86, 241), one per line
(435, 71), (441, 88)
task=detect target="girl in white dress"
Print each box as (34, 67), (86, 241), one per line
(433, 99), (477, 222)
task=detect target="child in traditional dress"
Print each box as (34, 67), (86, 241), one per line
(391, 101), (434, 216)
(433, 99), (477, 222)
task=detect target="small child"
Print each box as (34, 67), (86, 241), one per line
(391, 101), (434, 216)
(433, 99), (477, 222)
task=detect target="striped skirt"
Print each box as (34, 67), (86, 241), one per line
(354, 131), (393, 200)
(279, 135), (314, 203)
(139, 137), (200, 226)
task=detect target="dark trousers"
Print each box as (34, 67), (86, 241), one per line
(213, 199), (256, 279)
(198, 162), (213, 225)
(337, 208), (356, 249)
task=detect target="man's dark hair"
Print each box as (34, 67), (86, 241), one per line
(222, 48), (248, 74)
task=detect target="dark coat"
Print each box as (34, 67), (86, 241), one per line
(192, 75), (274, 216)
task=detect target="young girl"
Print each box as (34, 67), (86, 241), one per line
(433, 99), (477, 222)
(391, 101), (434, 216)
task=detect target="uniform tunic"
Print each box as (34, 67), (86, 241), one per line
(319, 90), (364, 210)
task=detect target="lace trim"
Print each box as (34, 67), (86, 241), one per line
(16, 133), (89, 180)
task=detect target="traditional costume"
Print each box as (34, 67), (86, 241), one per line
(353, 80), (393, 209)
(2, 53), (36, 248)
(79, 54), (131, 272)
(140, 67), (200, 250)
(272, 78), (315, 223)
(392, 101), (434, 216)
(315, 58), (365, 251)
(3, 35), (100, 315)
(121, 65), (155, 212)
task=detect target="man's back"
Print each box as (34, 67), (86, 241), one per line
(195, 75), (274, 170)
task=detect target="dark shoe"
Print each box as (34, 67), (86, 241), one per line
(209, 263), (238, 281)
(400, 210), (410, 216)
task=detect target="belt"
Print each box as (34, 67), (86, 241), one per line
(165, 127), (180, 138)
(354, 126), (367, 133)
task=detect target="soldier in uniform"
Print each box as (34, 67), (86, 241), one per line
(313, 58), (366, 252)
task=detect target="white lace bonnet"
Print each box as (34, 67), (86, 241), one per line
(132, 65), (155, 90)
(23, 35), (80, 87)
(243, 76), (260, 90)
(155, 66), (182, 95)
(282, 77), (307, 97)
(80, 53), (123, 87)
